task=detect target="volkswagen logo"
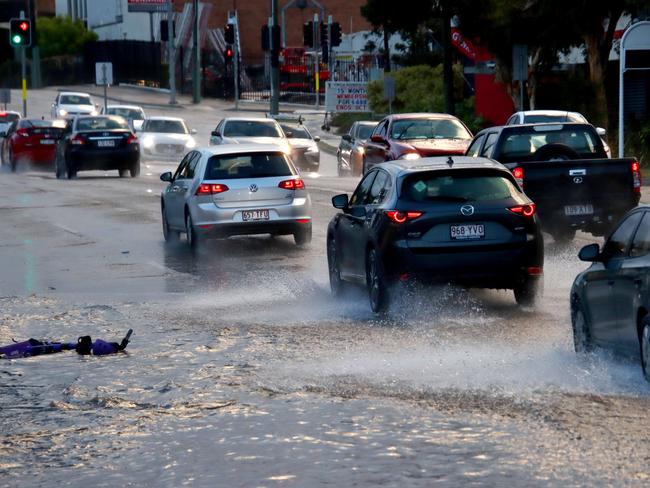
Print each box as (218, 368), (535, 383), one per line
(249, 184), (258, 193)
(460, 204), (475, 216)
(573, 177), (583, 184)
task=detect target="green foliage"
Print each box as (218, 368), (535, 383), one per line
(625, 120), (650, 167)
(36, 16), (98, 59)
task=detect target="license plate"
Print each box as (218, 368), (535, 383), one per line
(40, 139), (55, 145)
(450, 223), (485, 240)
(97, 140), (115, 147)
(242, 209), (270, 221)
(564, 204), (594, 216)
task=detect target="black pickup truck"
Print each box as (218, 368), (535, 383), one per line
(466, 123), (641, 241)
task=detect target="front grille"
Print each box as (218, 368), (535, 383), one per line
(155, 143), (184, 154)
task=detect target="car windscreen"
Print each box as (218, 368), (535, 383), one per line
(107, 108), (145, 120)
(281, 124), (310, 139)
(205, 152), (295, 180)
(391, 119), (471, 140)
(0, 113), (20, 123)
(498, 126), (601, 163)
(60, 94), (92, 105)
(143, 119), (187, 134)
(357, 124), (376, 140)
(76, 116), (130, 131)
(223, 121), (283, 138)
(401, 171), (520, 203)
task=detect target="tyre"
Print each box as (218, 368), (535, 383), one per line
(572, 302), (592, 354)
(514, 277), (542, 306)
(294, 226), (312, 246)
(65, 158), (76, 179)
(130, 162), (140, 178)
(162, 205), (179, 243)
(327, 236), (344, 296)
(9, 149), (16, 173)
(367, 248), (389, 313)
(185, 212), (200, 251)
(640, 318), (650, 382)
(118, 169), (129, 178)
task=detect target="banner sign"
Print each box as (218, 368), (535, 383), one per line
(325, 82), (369, 113)
(127, 0), (167, 13)
(451, 28), (477, 61)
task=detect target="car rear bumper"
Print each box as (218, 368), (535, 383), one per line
(12, 145), (56, 163)
(195, 219), (311, 238)
(68, 147), (139, 170)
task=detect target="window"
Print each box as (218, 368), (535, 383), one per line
(390, 119), (471, 141)
(173, 153), (192, 180)
(466, 134), (486, 157)
(75, 116), (129, 131)
(60, 94), (92, 105)
(179, 152), (200, 179)
(280, 124), (310, 139)
(603, 212), (643, 258)
(107, 107), (145, 120)
(629, 213), (650, 258)
(144, 119), (187, 134)
(401, 170), (520, 203)
(222, 120), (282, 138)
(497, 126), (601, 163)
(481, 132), (499, 158)
(356, 124), (376, 140)
(349, 172), (377, 206)
(204, 152), (294, 180)
(374, 121), (389, 138)
(367, 171), (391, 205)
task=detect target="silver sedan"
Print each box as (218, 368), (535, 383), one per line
(160, 144), (312, 249)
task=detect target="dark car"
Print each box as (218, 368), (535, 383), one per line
(571, 206), (650, 382)
(1, 119), (65, 171)
(54, 115), (140, 179)
(361, 113), (472, 174)
(337, 121), (377, 176)
(327, 156), (544, 312)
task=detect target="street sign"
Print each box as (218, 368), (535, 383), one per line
(0, 89), (10, 105)
(127, 0), (167, 13)
(95, 62), (113, 86)
(512, 44), (528, 82)
(325, 82), (369, 113)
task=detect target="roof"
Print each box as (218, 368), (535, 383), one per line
(385, 112), (460, 120)
(106, 105), (144, 110)
(475, 121), (593, 137)
(223, 117), (281, 123)
(58, 91), (92, 97)
(146, 116), (186, 122)
(199, 144), (290, 156)
(378, 156), (508, 175)
(354, 121), (379, 126)
(513, 110), (583, 117)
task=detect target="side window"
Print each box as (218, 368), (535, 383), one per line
(173, 153), (193, 180)
(506, 115), (516, 125)
(349, 123), (356, 138)
(603, 212), (643, 258)
(182, 152), (200, 179)
(629, 213), (650, 258)
(481, 132), (499, 158)
(466, 134), (486, 158)
(372, 120), (388, 139)
(367, 171), (391, 205)
(349, 171), (377, 206)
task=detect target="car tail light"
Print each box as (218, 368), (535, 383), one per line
(278, 179), (305, 190)
(71, 135), (85, 145)
(508, 203), (536, 217)
(632, 160), (642, 194)
(196, 183), (229, 195)
(527, 266), (543, 276)
(16, 128), (30, 137)
(385, 211), (423, 224)
(126, 134), (138, 145)
(513, 166), (524, 189)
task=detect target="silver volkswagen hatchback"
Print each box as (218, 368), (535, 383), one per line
(160, 144), (312, 249)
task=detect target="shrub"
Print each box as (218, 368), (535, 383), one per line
(37, 16), (98, 59)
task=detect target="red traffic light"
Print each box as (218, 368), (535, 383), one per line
(226, 48), (233, 57)
(19, 22), (29, 31)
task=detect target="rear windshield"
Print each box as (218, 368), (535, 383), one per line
(522, 114), (585, 124)
(281, 124), (310, 139)
(402, 171), (520, 203)
(391, 119), (471, 141)
(498, 126), (601, 163)
(223, 120), (283, 138)
(357, 124), (376, 139)
(60, 94), (92, 105)
(143, 119), (187, 134)
(76, 116), (129, 131)
(205, 152), (295, 180)
(19, 120), (60, 128)
(107, 107), (145, 120)
(0, 113), (20, 123)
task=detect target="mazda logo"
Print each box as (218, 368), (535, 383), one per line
(249, 184), (258, 192)
(460, 204), (475, 216)
(573, 177), (583, 184)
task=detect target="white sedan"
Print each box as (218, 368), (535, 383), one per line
(51, 91), (99, 119)
(139, 117), (197, 160)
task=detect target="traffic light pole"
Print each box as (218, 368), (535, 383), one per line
(167, 0), (176, 105)
(192, 0), (201, 104)
(270, 0), (279, 115)
(20, 11), (27, 117)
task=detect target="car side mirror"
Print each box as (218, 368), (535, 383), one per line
(190, 128), (197, 135)
(332, 193), (349, 209)
(578, 243), (600, 262)
(160, 171), (173, 183)
(285, 131), (294, 138)
(370, 134), (386, 144)
(596, 127), (606, 137)
(313, 136), (320, 142)
(342, 134), (352, 142)
(211, 130), (220, 137)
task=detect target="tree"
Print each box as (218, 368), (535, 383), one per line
(36, 16), (98, 59)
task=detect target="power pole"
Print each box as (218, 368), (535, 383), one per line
(167, 0), (176, 104)
(192, 0), (201, 104)
(442, 7), (454, 115)
(270, 0), (279, 115)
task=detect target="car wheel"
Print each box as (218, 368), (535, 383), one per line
(185, 212), (200, 250)
(367, 248), (389, 313)
(162, 205), (179, 243)
(130, 162), (140, 178)
(572, 302), (592, 354)
(294, 226), (312, 246)
(327, 236), (344, 296)
(640, 318), (650, 382)
(118, 169), (129, 178)
(9, 149), (16, 173)
(66, 163), (77, 179)
(514, 277), (542, 306)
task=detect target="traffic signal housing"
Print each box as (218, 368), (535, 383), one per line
(9, 18), (32, 47)
(330, 22), (342, 47)
(319, 22), (328, 45)
(303, 21), (314, 48)
(224, 46), (233, 65)
(225, 23), (235, 44)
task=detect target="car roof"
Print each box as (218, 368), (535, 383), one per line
(59, 91), (92, 97)
(474, 121), (593, 137)
(107, 105), (144, 110)
(386, 113), (460, 121)
(199, 144), (290, 157)
(354, 121), (378, 126)
(514, 110), (584, 117)
(223, 117), (281, 123)
(146, 116), (185, 122)
(377, 156), (509, 176)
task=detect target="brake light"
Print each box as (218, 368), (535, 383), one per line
(508, 203), (536, 217)
(16, 128), (30, 137)
(196, 183), (229, 195)
(385, 211), (423, 224)
(513, 166), (524, 189)
(278, 179), (305, 190)
(71, 135), (85, 145)
(127, 134), (138, 145)
(632, 160), (642, 193)
(527, 266), (543, 276)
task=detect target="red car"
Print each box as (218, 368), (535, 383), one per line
(1, 119), (65, 172)
(362, 113), (473, 174)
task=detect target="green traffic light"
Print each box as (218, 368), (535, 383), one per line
(12, 34), (22, 45)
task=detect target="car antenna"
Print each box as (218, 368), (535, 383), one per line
(447, 156), (454, 166)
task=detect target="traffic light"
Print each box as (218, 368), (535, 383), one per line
(330, 22), (342, 47)
(9, 18), (32, 47)
(224, 46), (233, 65)
(303, 21), (313, 48)
(225, 23), (235, 44)
(160, 20), (175, 42)
(320, 22), (328, 45)
(261, 25), (270, 51)
(322, 42), (329, 64)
